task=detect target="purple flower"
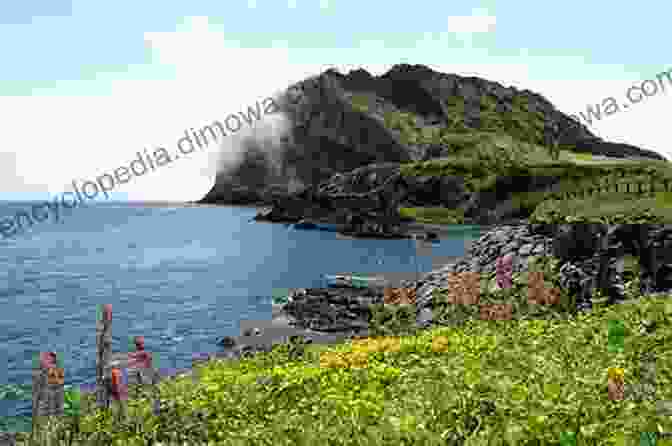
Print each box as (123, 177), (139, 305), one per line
(496, 255), (513, 289)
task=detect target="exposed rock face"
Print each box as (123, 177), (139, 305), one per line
(254, 160), (563, 232)
(413, 223), (672, 327)
(200, 64), (666, 207)
(253, 164), (415, 236)
(402, 175), (470, 208)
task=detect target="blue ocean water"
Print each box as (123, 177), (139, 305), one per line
(0, 201), (482, 431)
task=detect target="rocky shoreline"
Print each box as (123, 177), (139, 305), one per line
(69, 222), (672, 413)
(112, 220), (664, 392)
(213, 221), (672, 361)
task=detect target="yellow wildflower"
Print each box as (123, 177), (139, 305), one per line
(607, 367), (625, 382)
(431, 336), (450, 353)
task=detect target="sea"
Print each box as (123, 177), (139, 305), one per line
(0, 201), (484, 432)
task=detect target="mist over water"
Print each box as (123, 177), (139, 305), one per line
(212, 90), (299, 188)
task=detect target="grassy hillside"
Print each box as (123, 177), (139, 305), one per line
(18, 290), (672, 445)
(347, 91), (672, 224)
(349, 92), (548, 149)
(398, 141), (672, 224)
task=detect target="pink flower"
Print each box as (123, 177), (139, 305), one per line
(102, 304), (112, 322)
(128, 350), (152, 369)
(40, 351), (57, 369)
(496, 255), (513, 289)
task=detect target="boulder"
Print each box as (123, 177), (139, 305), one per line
(282, 287), (383, 335)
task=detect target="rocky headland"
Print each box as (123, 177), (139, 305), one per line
(199, 64), (669, 237)
(200, 63), (672, 359)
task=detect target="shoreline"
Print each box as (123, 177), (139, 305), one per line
(71, 220), (525, 397)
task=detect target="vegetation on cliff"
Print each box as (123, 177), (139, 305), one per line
(203, 64), (666, 208)
(398, 142), (672, 224)
(343, 77), (672, 226)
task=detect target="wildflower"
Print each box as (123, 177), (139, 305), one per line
(109, 368), (128, 401)
(445, 272), (481, 305)
(607, 367), (625, 401)
(496, 255), (514, 289)
(39, 351), (57, 369)
(480, 303), (513, 320)
(607, 367), (625, 382)
(431, 336), (450, 353)
(320, 352), (348, 369)
(346, 351), (369, 368)
(378, 336), (401, 353)
(527, 272), (561, 305)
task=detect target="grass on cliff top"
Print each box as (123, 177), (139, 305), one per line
(529, 193), (672, 224)
(16, 286), (672, 445)
(398, 144), (672, 224)
(399, 147), (672, 191)
(398, 207), (466, 225)
(351, 90), (672, 225)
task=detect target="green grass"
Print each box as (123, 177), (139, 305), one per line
(13, 288), (672, 445)
(530, 193), (672, 224)
(398, 207), (465, 225)
(349, 94), (371, 113)
(397, 147), (672, 225)
(377, 92), (550, 151)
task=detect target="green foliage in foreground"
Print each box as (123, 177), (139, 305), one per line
(12, 284), (672, 445)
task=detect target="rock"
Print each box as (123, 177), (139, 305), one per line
(217, 336), (236, 348)
(242, 327), (263, 337)
(403, 175), (469, 208)
(294, 219), (318, 230)
(282, 287), (383, 334)
(416, 307), (433, 329)
(552, 224), (604, 260)
(412, 223), (672, 327)
(200, 64), (666, 207)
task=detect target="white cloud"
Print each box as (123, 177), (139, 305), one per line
(288, 0), (297, 9)
(0, 16), (331, 202)
(319, 0), (329, 10)
(447, 8), (496, 34)
(1, 15), (669, 206)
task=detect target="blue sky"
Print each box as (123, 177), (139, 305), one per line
(1, 0), (671, 201)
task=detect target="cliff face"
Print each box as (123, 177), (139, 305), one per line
(200, 64), (665, 207)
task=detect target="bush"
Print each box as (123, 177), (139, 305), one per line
(349, 94), (370, 113)
(398, 207), (465, 224)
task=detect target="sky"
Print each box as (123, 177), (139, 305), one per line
(1, 0), (671, 202)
